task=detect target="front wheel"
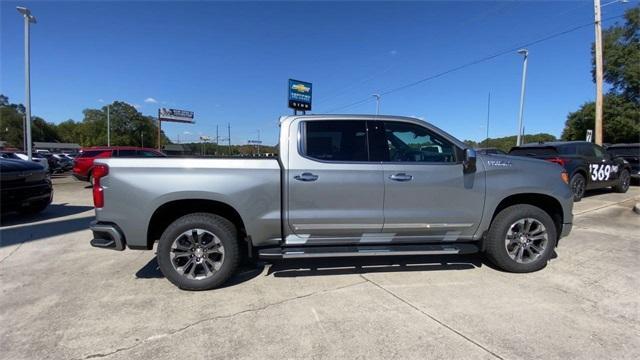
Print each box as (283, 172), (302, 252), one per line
(157, 213), (239, 291)
(570, 173), (586, 202)
(612, 169), (630, 193)
(484, 204), (557, 273)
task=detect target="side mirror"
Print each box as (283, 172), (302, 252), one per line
(463, 148), (477, 173)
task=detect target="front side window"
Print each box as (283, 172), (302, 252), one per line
(303, 121), (368, 162)
(383, 122), (456, 163)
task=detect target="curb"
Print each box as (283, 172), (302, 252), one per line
(634, 203), (640, 215)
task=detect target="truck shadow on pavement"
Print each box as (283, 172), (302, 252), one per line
(0, 215), (94, 247)
(136, 257), (267, 289)
(267, 254), (482, 278)
(136, 254), (482, 287)
(0, 203), (94, 227)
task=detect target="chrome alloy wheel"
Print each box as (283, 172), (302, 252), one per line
(170, 229), (225, 280)
(504, 218), (549, 264)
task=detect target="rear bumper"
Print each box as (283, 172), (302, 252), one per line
(90, 221), (126, 251)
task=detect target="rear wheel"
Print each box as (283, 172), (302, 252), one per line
(570, 173), (586, 202)
(612, 169), (630, 193)
(484, 204), (557, 273)
(157, 213), (239, 291)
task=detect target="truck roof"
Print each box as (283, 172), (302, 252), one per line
(278, 114), (468, 150)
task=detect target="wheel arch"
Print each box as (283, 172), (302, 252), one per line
(490, 193), (564, 244)
(146, 199), (247, 250)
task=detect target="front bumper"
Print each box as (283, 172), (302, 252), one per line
(560, 222), (573, 238)
(90, 221), (126, 251)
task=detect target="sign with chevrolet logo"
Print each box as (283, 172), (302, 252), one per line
(288, 79), (312, 111)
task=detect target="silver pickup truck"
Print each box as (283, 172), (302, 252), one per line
(90, 115), (573, 290)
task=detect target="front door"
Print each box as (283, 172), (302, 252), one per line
(582, 143), (620, 188)
(378, 121), (485, 241)
(286, 120), (384, 245)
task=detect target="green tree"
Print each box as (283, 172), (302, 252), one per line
(465, 133), (557, 153)
(563, 6), (640, 143)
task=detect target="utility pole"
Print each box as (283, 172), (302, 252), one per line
(594, 0), (604, 145)
(228, 123), (231, 156)
(516, 49), (529, 146)
(157, 109), (162, 151)
(107, 105), (111, 146)
(216, 125), (219, 155)
(17, 7), (36, 160)
(141, 131), (144, 148)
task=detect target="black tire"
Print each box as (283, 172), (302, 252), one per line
(484, 204), (557, 273)
(570, 173), (586, 202)
(612, 169), (630, 193)
(157, 213), (239, 291)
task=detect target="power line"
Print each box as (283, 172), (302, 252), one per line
(324, 15), (625, 114)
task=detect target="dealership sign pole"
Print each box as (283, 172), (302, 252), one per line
(157, 108), (195, 151)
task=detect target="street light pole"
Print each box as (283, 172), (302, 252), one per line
(372, 94), (381, 115)
(16, 7), (36, 160)
(516, 49), (529, 146)
(107, 105), (111, 146)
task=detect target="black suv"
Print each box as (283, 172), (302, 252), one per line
(607, 143), (639, 182)
(509, 141), (631, 201)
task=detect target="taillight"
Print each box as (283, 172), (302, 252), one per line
(92, 164), (109, 208)
(546, 157), (567, 167)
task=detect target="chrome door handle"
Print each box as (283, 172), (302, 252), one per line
(389, 173), (413, 182)
(294, 172), (319, 182)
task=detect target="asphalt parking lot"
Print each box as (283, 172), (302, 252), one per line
(1, 177), (639, 360)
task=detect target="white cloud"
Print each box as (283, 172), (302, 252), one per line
(133, 104), (142, 110)
(98, 99), (104, 103)
(183, 131), (192, 135)
(144, 97), (158, 104)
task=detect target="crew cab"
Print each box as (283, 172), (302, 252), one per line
(90, 115), (574, 290)
(509, 141), (631, 201)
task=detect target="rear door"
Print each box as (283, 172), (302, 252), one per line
(378, 120), (485, 241)
(286, 120), (384, 244)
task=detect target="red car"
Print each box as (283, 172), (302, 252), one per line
(73, 146), (165, 183)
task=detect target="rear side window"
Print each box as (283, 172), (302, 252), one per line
(509, 147), (558, 156)
(116, 149), (138, 157)
(557, 144), (577, 155)
(78, 150), (110, 158)
(578, 144), (595, 157)
(139, 150), (164, 157)
(303, 121), (368, 162)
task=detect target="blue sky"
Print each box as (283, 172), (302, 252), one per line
(1, 1), (635, 145)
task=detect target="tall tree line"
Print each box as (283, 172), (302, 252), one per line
(562, 6), (640, 143)
(0, 96), (170, 148)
